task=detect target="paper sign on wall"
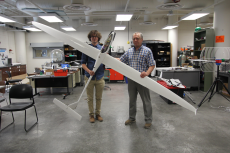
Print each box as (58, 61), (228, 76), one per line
(0, 48), (8, 66)
(216, 35), (225, 43)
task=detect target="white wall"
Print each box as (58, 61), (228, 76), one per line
(0, 27), (17, 63)
(178, 20), (196, 49)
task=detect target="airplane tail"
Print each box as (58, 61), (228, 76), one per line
(53, 98), (82, 121)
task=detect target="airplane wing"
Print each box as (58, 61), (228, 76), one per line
(102, 54), (196, 113)
(32, 21), (197, 114)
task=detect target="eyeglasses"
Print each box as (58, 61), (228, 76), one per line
(133, 38), (140, 41)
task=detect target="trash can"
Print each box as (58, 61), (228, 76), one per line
(125, 76), (128, 84)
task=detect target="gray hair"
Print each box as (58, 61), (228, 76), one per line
(132, 32), (143, 39)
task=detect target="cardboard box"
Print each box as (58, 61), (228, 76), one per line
(222, 83), (228, 91)
(182, 63), (189, 67)
(201, 44), (205, 50)
(6, 74), (29, 85)
(45, 69), (54, 76)
(222, 83), (230, 97)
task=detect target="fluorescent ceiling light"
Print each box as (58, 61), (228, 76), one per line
(114, 26), (126, 30)
(162, 25), (178, 30)
(0, 14), (16, 22)
(116, 14), (133, 21)
(39, 13), (63, 22)
(181, 11), (209, 20)
(61, 26), (76, 31)
(23, 26), (41, 31)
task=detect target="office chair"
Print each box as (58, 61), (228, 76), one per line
(5, 71), (22, 92)
(104, 70), (111, 90)
(0, 84), (38, 132)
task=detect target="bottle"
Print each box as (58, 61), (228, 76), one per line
(181, 52), (186, 66)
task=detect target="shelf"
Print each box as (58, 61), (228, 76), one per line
(157, 55), (170, 57)
(194, 29), (206, 33)
(157, 61), (170, 62)
(158, 47), (170, 49)
(195, 39), (206, 42)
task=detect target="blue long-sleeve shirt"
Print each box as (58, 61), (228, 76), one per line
(81, 44), (104, 80)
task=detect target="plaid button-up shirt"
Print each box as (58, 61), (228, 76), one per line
(120, 45), (155, 73)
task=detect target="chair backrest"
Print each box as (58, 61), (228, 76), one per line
(5, 71), (11, 78)
(9, 84), (33, 99)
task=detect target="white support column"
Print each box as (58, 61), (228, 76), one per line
(13, 17), (27, 64)
(214, 0), (230, 47)
(168, 28), (178, 67)
(15, 32), (27, 64)
(167, 15), (178, 67)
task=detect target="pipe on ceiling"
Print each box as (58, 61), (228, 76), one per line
(84, 11), (93, 23)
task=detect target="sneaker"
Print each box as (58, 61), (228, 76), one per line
(89, 115), (95, 123)
(96, 115), (103, 122)
(125, 119), (136, 125)
(144, 123), (151, 129)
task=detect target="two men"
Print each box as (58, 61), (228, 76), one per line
(81, 30), (155, 129)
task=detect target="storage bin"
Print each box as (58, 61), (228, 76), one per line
(54, 70), (68, 76)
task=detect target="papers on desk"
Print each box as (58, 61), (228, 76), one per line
(160, 78), (185, 88)
(12, 63), (21, 66)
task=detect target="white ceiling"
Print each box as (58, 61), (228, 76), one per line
(0, 0), (217, 28)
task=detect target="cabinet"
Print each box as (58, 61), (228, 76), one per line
(0, 64), (27, 81)
(107, 69), (124, 81)
(194, 29), (214, 57)
(194, 29), (215, 92)
(144, 42), (171, 67)
(64, 45), (82, 62)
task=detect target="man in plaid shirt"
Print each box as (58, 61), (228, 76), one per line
(118, 32), (155, 129)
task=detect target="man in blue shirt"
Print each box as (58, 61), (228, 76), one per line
(81, 30), (105, 123)
(118, 32), (155, 129)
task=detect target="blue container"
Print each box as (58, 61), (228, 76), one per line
(61, 64), (70, 68)
(125, 76), (128, 84)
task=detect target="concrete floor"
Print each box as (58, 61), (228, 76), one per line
(1, 79), (230, 153)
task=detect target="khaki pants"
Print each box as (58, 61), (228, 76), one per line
(85, 76), (105, 115)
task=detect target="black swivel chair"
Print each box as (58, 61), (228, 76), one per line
(0, 84), (38, 132)
(104, 70), (111, 90)
(5, 71), (22, 91)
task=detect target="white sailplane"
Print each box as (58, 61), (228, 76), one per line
(32, 21), (197, 121)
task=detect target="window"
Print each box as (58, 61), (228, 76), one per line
(33, 47), (63, 59)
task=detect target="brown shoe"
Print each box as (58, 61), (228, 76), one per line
(89, 115), (95, 123)
(125, 119), (136, 125)
(144, 123), (151, 129)
(96, 115), (103, 122)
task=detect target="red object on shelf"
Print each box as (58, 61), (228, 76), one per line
(157, 80), (186, 89)
(54, 69), (68, 76)
(106, 69), (124, 81)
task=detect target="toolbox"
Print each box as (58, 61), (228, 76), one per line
(54, 69), (68, 76)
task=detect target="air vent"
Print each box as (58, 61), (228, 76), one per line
(198, 22), (213, 26)
(81, 22), (98, 26)
(139, 21), (156, 25)
(157, 3), (183, 10)
(63, 4), (91, 11)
